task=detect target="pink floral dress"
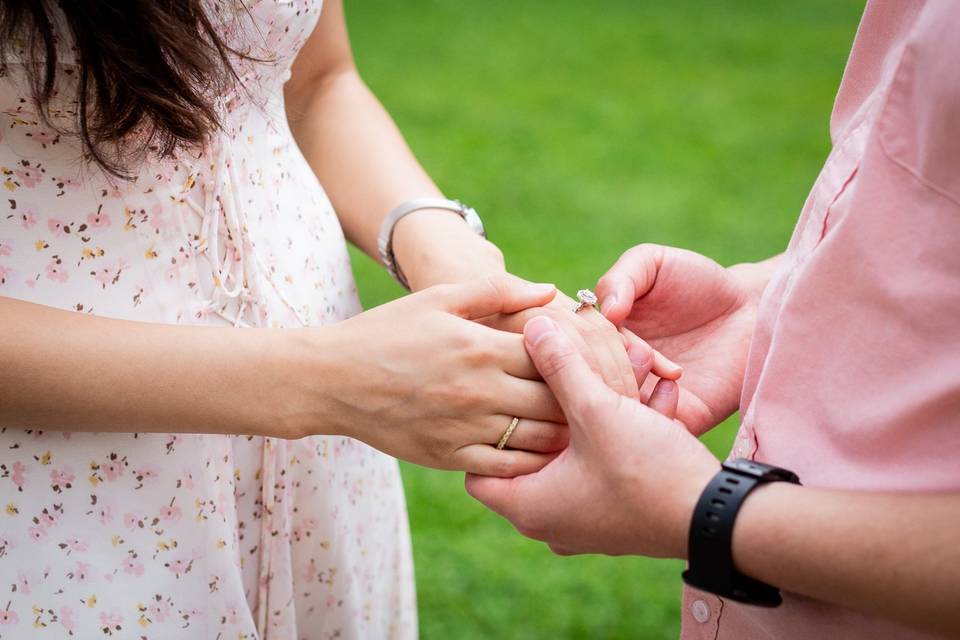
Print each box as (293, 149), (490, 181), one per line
(0, 2), (416, 638)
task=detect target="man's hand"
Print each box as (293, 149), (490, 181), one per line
(596, 244), (778, 435)
(483, 292), (643, 401)
(466, 315), (718, 558)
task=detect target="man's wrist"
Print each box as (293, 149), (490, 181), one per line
(669, 462), (720, 560)
(392, 208), (506, 290)
(729, 253), (783, 302)
(730, 481), (799, 584)
(683, 460), (800, 605)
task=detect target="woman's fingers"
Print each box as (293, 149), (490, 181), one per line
(455, 444), (557, 477)
(427, 274), (557, 320)
(647, 379), (679, 418)
(574, 308), (640, 399)
(494, 377), (565, 423)
(486, 416), (569, 453)
(486, 331), (540, 379)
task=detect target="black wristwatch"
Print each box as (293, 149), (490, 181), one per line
(682, 458), (800, 607)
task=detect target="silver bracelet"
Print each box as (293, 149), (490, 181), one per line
(377, 198), (486, 290)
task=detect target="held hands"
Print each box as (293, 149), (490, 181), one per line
(466, 316), (719, 558)
(311, 274), (569, 476)
(482, 292), (681, 401)
(596, 244), (768, 435)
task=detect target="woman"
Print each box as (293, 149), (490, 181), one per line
(0, 1), (653, 638)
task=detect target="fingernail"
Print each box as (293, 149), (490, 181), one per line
(628, 346), (650, 369)
(524, 315), (559, 346)
(656, 353), (684, 378)
(653, 379), (677, 396)
(600, 294), (618, 315)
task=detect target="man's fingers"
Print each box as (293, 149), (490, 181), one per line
(625, 335), (654, 389)
(596, 244), (665, 325)
(620, 327), (683, 380)
(523, 316), (613, 421)
(457, 445), (555, 478)
(432, 274), (557, 320)
(647, 379), (679, 418)
(464, 472), (549, 539)
(464, 473), (519, 520)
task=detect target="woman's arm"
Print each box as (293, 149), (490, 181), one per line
(0, 297), (297, 437)
(283, 1), (644, 398)
(284, 0), (503, 291)
(0, 277), (566, 476)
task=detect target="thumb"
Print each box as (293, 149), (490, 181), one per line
(464, 473), (524, 521)
(523, 315), (615, 422)
(429, 274), (556, 320)
(595, 244), (664, 325)
(465, 473), (549, 540)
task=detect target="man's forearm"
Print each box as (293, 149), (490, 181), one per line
(732, 482), (960, 637)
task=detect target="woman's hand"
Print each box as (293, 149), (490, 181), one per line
(466, 316), (719, 558)
(293, 275), (569, 476)
(596, 244), (778, 435)
(482, 292), (650, 400)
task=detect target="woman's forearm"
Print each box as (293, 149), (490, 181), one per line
(285, 0), (506, 291)
(0, 297), (324, 438)
(286, 70), (504, 290)
(733, 482), (960, 637)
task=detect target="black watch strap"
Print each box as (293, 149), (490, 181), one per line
(682, 458), (800, 607)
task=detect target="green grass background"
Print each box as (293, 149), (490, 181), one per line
(345, 1), (864, 637)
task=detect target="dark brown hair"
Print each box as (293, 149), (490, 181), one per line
(0, 1), (248, 177)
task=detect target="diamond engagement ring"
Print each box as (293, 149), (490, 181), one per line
(574, 289), (598, 313)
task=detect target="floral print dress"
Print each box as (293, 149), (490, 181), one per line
(0, 2), (416, 638)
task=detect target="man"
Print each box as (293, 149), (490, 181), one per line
(466, 1), (960, 638)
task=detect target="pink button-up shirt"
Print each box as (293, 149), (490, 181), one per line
(680, 2), (960, 638)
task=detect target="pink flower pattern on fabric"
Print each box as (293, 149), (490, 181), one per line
(0, 1), (416, 638)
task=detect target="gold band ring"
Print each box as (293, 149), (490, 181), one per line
(496, 417), (521, 450)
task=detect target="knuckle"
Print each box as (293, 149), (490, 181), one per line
(595, 272), (616, 293)
(577, 393), (609, 421)
(513, 513), (544, 540)
(489, 457), (518, 479)
(582, 321), (606, 342)
(541, 306), (567, 322)
(447, 326), (478, 352)
(481, 274), (509, 304)
(544, 427), (569, 451)
(628, 242), (655, 258)
(423, 283), (455, 306)
(461, 340), (495, 368)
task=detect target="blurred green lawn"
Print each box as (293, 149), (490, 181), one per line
(345, 1), (864, 638)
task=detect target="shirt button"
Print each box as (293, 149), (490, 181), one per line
(691, 599), (711, 624)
